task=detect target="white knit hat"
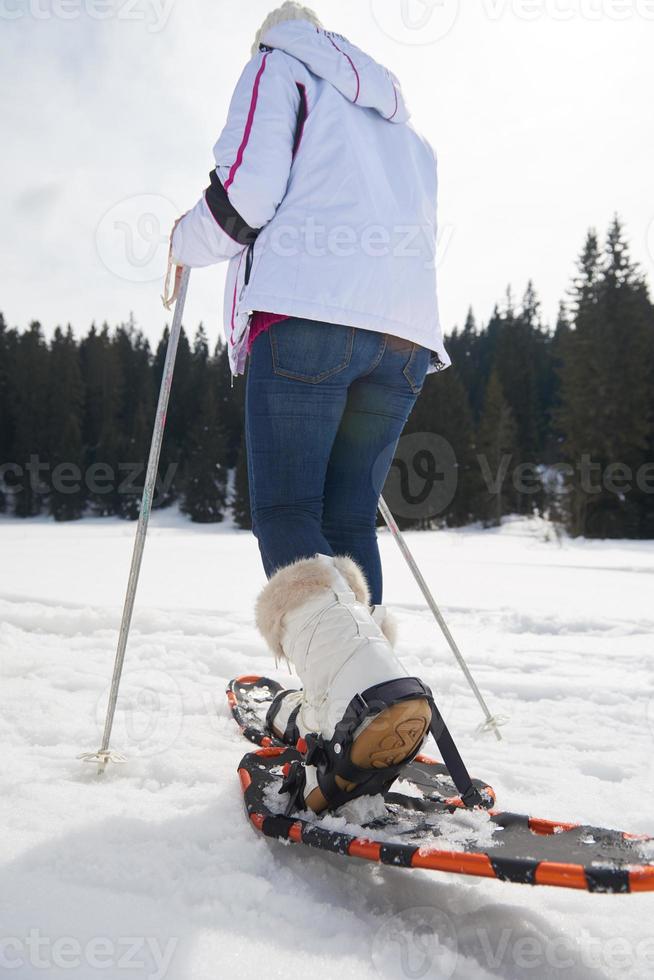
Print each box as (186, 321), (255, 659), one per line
(251, 2), (323, 56)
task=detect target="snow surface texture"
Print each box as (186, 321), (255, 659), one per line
(1, 513), (653, 979)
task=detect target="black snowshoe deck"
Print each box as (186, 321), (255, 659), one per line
(228, 675), (654, 894)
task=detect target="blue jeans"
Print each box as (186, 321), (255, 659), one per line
(245, 319), (430, 604)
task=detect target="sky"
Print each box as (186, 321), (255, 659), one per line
(1, 0), (653, 348)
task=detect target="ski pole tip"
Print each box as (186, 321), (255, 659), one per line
(77, 749), (127, 774)
(476, 714), (509, 741)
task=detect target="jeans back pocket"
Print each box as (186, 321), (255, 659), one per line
(270, 319), (355, 384)
(402, 343), (431, 395)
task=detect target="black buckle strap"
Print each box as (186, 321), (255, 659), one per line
(284, 704), (301, 745)
(429, 705), (484, 808)
(302, 732), (328, 768)
(291, 677), (483, 814)
(280, 760), (307, 816)
(265, 692), (301, 745)
(308, 678), (433, 811)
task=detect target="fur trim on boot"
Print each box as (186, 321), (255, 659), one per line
(255, 554), (370, 661)
(371, 606), (398, 647)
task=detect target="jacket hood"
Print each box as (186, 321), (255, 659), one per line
(260, 21), (410, 124)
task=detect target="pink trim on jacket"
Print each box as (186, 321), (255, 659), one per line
(326, 36), (360, 103)
(387, 84), (399, 122)
(224, 54), (269, 193)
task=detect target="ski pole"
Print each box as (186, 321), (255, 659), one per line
(79, 265), (191, 773)
(378, 494), (504, 741)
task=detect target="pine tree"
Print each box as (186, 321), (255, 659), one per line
(403, 366), (480, 527)
(0, 314), (18, 513)
(557, 220), (653, 537)
(192, 324), (209, 362)
(215, 338), (245, 468)
(550, 300), (571, 417)
(600, 218), (653, 536)
(445, 308), (478, 409)
(232, 438), (252, 530)
(180, 330), (228, 522)
(476, 370), (519, 526)
(79, 323), (122, 515)
(113, 320), (155, 519)
(10, 322), (50, 517)
(522, 281), (556, 456)
(153, 323), (193, 508)
(47, 326), (85, 520)
(447, 307), (496, 422)
(505, 283), (553, 513)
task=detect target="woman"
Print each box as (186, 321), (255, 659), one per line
(171, 3), (449, 814)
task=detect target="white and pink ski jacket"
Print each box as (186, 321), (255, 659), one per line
(172, 20), (449, 377)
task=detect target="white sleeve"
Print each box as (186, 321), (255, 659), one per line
(213, 49), (300, 229)
(171, 196), (242, 268)
(171, 50), (300, 268)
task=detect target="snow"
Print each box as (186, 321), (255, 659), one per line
(1, 513), (653, 979)
(309, 796), (502, 853)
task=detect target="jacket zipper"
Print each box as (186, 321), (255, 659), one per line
(239, 240), (255, 301)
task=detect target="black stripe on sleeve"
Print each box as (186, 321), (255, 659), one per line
(292, 83), (308, 158)
(204, 170), (260, 246)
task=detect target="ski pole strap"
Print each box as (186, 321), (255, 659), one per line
(162, 254), (184, 311)
(162, 215), (189, 311)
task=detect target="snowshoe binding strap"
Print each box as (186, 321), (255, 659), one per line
(429, 702), (484, 808)
(265, 690), (301, 745)
(281, 677), (483, 813)
(280, 759), (308, 816)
